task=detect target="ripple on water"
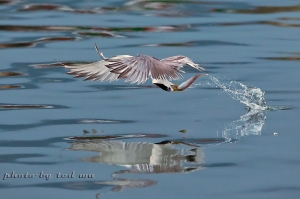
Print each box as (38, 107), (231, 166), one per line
(17, 3), (107, 14)
(66, 133), (167, 141)
(0, 118), (135, 131)
(261, 55), (300, 61)
(0, 36), (79, 49)
(0, 0), (16, 5)
(30, 62), (80, 69)
(122, 40), (249, 48)
(216, 20), (300, 28)
(0, 85), (21, 90)
(0, 137), (65, 148)
(0, 24), (192, 33)
(0, 104), (67, 110)
(267, 105), (294, 111)
(0, 154), (53, 165)
(9, 180), (153, 191)
(158, 138), (236, 146)
(211, 4), (300, 14)
(0, 71), (23, 77)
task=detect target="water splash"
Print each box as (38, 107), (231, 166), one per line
(222, 110), (266, 140)
(203, 75), (268, 141)
(207, 75), (267, 112)
(202, 75), (291, 141)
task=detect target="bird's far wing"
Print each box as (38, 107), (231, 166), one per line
(161, 56), (205, 71)
(105, 54), (182, 84)
(62, 55), (132, 82)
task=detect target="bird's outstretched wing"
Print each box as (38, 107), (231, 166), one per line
(160, 56), (205, 71)
(62, 44), (203, 85)
(63, 55), (132, 82)
(105, 54), (183, 84)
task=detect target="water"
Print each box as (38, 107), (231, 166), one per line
(1, 0), (300, 199)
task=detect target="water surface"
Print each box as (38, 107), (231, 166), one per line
(0, 0), (299, 198)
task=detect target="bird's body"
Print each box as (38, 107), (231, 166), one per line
(152, 74), (203, 91)
(62, 44), (205, 91)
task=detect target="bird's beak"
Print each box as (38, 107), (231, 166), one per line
(171, 84), (182, 92)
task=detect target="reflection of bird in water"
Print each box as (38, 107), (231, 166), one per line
(69, 140), (205, 174)
(62, 44), (205, 92)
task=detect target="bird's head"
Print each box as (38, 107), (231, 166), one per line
(171, 84), (183, 92)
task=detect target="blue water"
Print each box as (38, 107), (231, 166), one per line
(0, 0), (299, 198)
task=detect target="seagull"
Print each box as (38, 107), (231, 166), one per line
(62, 44), (205, 91)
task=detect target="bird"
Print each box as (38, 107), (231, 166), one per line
(61, 44), (205, 91)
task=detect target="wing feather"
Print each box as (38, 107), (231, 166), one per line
(161, 56), (205, 71)
(63, 51), (203, 86)
(118, 67), (132, 79)
(105, 54), (181, 84)
(63, 55), (132, 83)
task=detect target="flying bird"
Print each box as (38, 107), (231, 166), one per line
(62, 44), (205, 91)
